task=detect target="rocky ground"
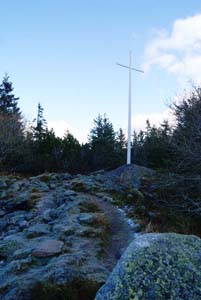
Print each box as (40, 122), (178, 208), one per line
(1, 165), (201, 300)
(0, 166), (147, 300)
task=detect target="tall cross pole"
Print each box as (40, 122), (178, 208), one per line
(117, 51), (144, 165)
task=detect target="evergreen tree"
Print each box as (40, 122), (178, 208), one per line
(172, 87), (201, 173)
(0, 74), (21, 116)
(0, 75), (24, 171)
(116, 128), (126, 149)
(131, 120), (172, 169)
(89, 114), (117, 170)
(132, 130), (146, 165)
(39, 129), (63, 172)
(80, 143), (92, 173)
(115, 128), (126, 165)
(62, 131), (81, 173)
(33, 103), (47, 140)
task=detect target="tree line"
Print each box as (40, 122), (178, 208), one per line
(0, 75), (128, 174)
(133, 86), (201, 232)
(2, 74), (201, 234)
(1, 74), (201, 180)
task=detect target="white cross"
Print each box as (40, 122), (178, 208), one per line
(117, 51), (144, 165)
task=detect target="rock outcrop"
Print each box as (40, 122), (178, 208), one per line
(95, 233), (201, 300)
(1, 167), (200, 300)
(108, 164), (155, 188)
(0, 170), (140, 300)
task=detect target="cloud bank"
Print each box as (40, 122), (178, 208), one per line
(143, 14), (201, 84)
(138, 14), (201, 131)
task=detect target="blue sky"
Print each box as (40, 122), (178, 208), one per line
(1, 0), (201, 141)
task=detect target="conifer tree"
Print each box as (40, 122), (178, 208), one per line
(116, 128), (126, 149)
(33, 103), (47, 140)
(0, 75), (24, 171)
(89, 114), (117, 170)
(0, 74), (21, 116)
(62, 131), (81, 172)
(115, 128), (126, 165)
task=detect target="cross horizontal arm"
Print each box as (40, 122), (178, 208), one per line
(116, 62), (144, 73)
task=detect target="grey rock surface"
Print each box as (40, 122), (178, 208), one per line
(0, 169), (145, 300)
(32, 239), (64, 257)
(96, 233), (201, 300)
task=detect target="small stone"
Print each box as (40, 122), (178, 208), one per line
(26, 224), (50, 238)
(18, 220), (29, 229)
(9, 191), (30, 211)
(0, 190), (7, 200)
(0, 177), (7, 189)
(59, 173), (72, 180)
(39, 182), (49, 192)
(42, 209), (57, 222)
(32, 239), (64, 257)
(9, 182), (21, 193)
(13, 248), (32, 259)
(53, 224), (74, 236)
(64, 190), (76, 197)
(78, 213), (95, 225)
(68, 195), (78, 202)
(0, 209), (5, 217)
(0, 219), (7, 231)
(50, 183), (56, 189)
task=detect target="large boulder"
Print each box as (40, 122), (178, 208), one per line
(95, 233), (201, 300)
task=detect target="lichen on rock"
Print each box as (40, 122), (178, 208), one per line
(96, 233), (201, 300)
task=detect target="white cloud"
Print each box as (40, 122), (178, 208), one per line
(133, 108), (175, 132)
(132, 91), (193, 133)
(48, 120), (70, 137)
(48, 120), (87, 143)
(143, 14), (201, 83)
(49, 110), (177, 143)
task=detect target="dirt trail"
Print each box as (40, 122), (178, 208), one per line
(36, 185), (139, 272)
(89, 195), (138, 271)
(36, 188), (139, 271)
